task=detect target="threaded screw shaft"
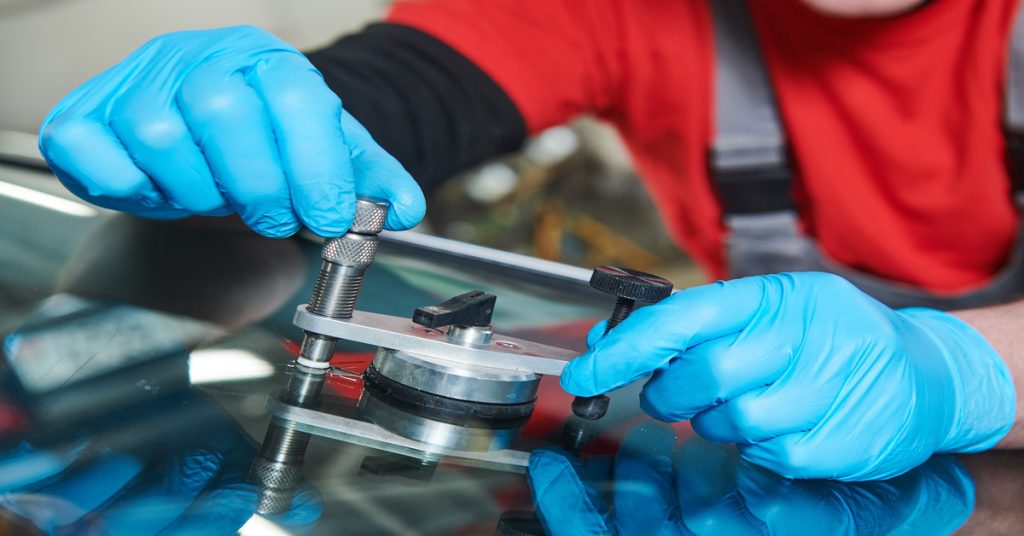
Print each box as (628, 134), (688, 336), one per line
(308, 263), (365, 319)
(605, 296), (636, 334)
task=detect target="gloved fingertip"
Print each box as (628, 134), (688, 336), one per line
(382, 189), (426, 231)
(585, 321), (609, 348)
(638, 394), (678, 424)
(305, 213), (354, 238)
(255, 225), (300, 239)
(736, 441), (808, 481)
(558, 361), (593, 397)
(383, 211), (419, 232)
(130, 207), (194, 220)
(560, 353), (621, 398)
(250, 214), (301, 238)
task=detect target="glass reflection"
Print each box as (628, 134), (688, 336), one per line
(0, 213), (322, 534)
(528, 423), (974, 536)
(0, 388), (322, 534)
(0, 297), (321, 534)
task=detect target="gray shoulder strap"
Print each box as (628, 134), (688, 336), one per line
(708, 0), (793, 216)
(708, 0), (786, 172)
(711, 0), (1024, 198)
(1005, 4), (1024, 207)
(1007, 5), (1024, 132)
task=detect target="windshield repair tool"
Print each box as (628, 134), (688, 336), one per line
(288, 284), (582, 458)
(261, 212), (674, 514)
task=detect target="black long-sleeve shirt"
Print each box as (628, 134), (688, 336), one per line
(305, 23), (526, 193)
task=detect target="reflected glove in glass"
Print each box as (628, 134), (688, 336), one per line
(528, 425), (975, 535)
(38, 26), (425, 237)
(0, 394), (321, 535)
(561, 272), (1015, 480)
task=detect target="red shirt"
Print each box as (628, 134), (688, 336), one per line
(388, 0), (1021, 293)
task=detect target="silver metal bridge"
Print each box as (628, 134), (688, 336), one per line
(292, 306), (577, 376)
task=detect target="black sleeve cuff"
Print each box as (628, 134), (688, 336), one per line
(305, 23), (527, 192)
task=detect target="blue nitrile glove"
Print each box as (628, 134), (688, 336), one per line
(528, 424), (975, 535)
(38, 26), (424, 237)
(0, 393), (322, 535)
(560, 272), (1016, 481)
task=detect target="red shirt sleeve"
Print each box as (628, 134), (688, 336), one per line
(386, 0), (630, 134)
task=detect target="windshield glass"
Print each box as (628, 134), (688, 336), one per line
(0, 153), (1019, 535)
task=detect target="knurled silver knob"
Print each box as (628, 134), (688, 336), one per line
(350, 198), (389, 235)
(320, 233), (379, 268)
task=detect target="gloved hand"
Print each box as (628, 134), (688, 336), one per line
(528, 424), (975, 535)
(38, 26), (424, 238)
(561, 272), (1016, 480)
(0, 393), (321, 535)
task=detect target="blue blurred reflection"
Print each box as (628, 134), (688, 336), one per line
(529, 423), (974, 536)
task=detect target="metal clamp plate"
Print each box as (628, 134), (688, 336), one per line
(293, 306), (575, 376)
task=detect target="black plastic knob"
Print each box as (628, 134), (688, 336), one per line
(589, 266), (674, 305)
(413, 290), (497, 329)
(571, 394), (610, 420)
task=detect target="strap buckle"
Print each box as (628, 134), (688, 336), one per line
(708, 147), (795, 215)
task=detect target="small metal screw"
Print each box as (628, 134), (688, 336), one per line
(606, 296), (637, 332)
(572, 266), (674, 420)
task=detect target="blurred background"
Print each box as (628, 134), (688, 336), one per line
(0, 0), (702, 286)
